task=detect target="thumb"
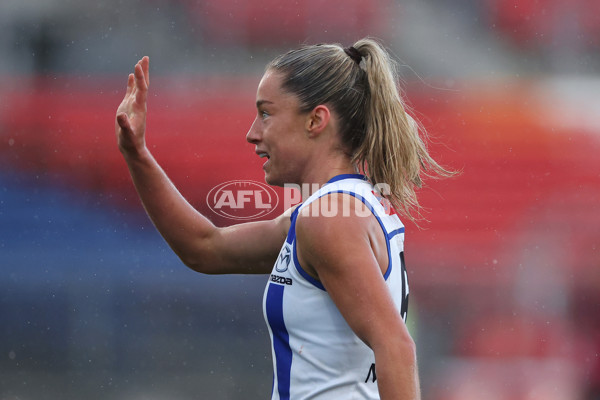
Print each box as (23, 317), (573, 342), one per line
(116, 112), (131, 132)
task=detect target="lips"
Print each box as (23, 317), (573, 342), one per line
(255, 149), (270, 159)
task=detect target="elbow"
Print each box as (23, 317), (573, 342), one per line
(396, 324), (417, 358)
(182, 258), (210, 274)
(373, 333), (418, 364)
(179, 254), (219, 275)
(401, 333), (417, 352)
(392, 335), (417, 361)
(173, 245), (216, 275)
(403, 337), (418, 362)
(170, 231), (221, 274)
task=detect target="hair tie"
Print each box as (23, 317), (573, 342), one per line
(344, 46), (362, 64)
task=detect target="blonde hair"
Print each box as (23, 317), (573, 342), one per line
(267, 38), (453, 222)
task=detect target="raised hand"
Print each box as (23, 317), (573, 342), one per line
(115, 56), (150, 157)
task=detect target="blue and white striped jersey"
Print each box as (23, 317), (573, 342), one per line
(263, 174), (409, 400)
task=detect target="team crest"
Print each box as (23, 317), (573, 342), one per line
(275, 243), (292, 272)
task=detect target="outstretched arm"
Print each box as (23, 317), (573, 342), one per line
(115, 57), (287, 274)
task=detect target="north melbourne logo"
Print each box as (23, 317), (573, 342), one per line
(275, 243), (292, 272)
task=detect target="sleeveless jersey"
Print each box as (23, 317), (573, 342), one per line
(263, 174), (409, 400)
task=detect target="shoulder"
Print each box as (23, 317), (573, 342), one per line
(296, 192), (372, 234)
(295, 193), (377, 271)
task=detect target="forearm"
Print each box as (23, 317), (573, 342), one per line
(123, 147), (217, 268)
(115, 57), (224, 272)
(374, 340), (421, 400)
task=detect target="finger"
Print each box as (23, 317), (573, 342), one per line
(133, 63), (148, 104)
(116, 112), (131, 132)
(124, 73), (135, 97)
(141, 56), (150, 87)
(134, 62), (146, 89)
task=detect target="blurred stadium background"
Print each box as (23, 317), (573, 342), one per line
(1, 0), (599, 399)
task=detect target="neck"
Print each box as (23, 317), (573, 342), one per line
(298, 157), (356, 199)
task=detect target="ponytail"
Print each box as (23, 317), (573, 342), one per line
(352, 38), (454, 221)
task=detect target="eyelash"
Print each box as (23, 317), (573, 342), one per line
(260, 110), (269, 119)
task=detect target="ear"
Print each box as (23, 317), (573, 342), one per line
(305, 105), (331, 138)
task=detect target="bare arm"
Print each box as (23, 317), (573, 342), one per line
(115, 57), (287, 274)
(295, 194), (421, 399)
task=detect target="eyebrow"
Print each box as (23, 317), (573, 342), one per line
(256, 100), (274, 108)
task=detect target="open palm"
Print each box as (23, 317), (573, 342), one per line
(115, 56), (150, 156)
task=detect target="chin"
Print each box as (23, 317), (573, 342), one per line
(263, 163), (299, 188)
(264, 169), (292, 188)
(264, 174), (284, 187)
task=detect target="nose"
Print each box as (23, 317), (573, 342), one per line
(246, 117), (260, 144)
